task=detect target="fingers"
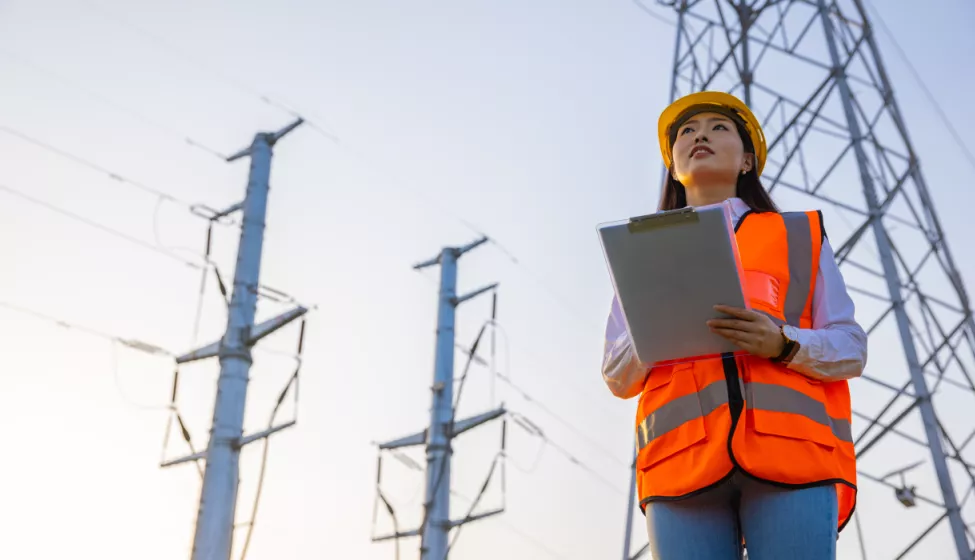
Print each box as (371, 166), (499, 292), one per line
(706, 318), (760, 332)
(710, 327), (758, 352)
(713, 305), (758, 320)
(709, 327), (757, 343)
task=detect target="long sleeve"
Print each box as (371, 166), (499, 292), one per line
(602, 295), (649, 399)
(784, 238), (868, 382)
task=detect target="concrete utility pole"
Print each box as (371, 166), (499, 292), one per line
(161, 118), (307, 560)
(373, 237), (506, 559)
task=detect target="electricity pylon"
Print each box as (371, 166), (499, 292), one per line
(372, 237), (506, 559)
(623, 2), (975, 558)
(161, 118), (307, 560)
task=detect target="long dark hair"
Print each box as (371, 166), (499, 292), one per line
(658, 119), (779, 213)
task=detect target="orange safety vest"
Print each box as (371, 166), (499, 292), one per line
(634, 209), (857, 531)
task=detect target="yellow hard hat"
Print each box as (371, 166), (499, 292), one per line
(657, 91), (767, 176)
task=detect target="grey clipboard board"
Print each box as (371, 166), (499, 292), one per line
(597, 202), (748, 365)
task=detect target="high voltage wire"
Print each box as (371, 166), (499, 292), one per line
(13, 2), (629, 542)
(509, 410), (628, 497)
(629, 0), (677, 26)
(28, 0), (605, 348)
(75, 0), (601, 340)
(1, 47), (227, 161)
(631, 0), (975, 177)
(0, 182), (206, 270)
(499, 373), (630, 470)
(77, 0), (343, 146)
(0, 299), (172, 357)
(0, 124), (230, 217)
(863, 0), (975, 175)
(449, 489), (569, 559)
(418, 292), (628, 475)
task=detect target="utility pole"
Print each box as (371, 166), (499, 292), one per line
(621, 450), (642, 560)
(626, 1), (975, 558)
(161, 118), (307, 560)
(373, 236), (506, 559)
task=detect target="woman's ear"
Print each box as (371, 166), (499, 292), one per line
(741, 153), (755, 175)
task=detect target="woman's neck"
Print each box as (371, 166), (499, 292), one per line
(684, 183), (737, 208)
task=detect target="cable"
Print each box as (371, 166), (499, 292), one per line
(76, 0), (343, 146)
(0, 124), (209, 210)
(630, 0), (678, 26)
(0, 298), (172, 356)
(238, 317), (306, 560)
(158, 366), (206, 480)
(417, 276), (624, 466)
(444, 419), (508, 559)
(444, 451), (504, 559)
(449, 489), (568, 560)
(1, 47), (227, 160)
(863, 1), (975, 175)
(495, 372), (630, 469)
(0, 182), (206, 270)
(190, 222), (216, 345)
(508, 410), (628, 497)
(111, 339), (171, 411)
(415, 319), (497, 554)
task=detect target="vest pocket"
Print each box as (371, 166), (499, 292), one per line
(636, 363), (708, 470)
(748, 375), (837, 450)
(743, 269), (781, 317)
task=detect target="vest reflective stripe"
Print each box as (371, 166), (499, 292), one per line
(636, 380), (728, 450)
(757, 310), (785, 326)
(744, 382), (854, 443)
(782, 212), (813, 327)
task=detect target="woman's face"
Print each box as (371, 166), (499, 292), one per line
(671, 111), (752, 188)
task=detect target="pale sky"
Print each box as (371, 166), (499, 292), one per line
(1, 1), (975, 559)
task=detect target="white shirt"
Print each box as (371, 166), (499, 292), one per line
(602, 198), (868, 399)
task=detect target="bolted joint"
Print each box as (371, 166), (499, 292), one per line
(219, 345), (253, 364)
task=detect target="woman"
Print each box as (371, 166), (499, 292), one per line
(602, 91), (867, 560)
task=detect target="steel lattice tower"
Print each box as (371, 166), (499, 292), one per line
(623, 1), (975, 559)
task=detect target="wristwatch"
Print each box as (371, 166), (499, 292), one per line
(771, 325), (800, 364)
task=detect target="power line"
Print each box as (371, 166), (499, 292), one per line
(0, 298), (172, 356)
(630, 0), (677, 27)
(0, 182), (205, 270)
(82, 0), (606, 344)
(77, 0), (343, 146)
(449, 489), (569, 560)
(0, 124), (228, 215)
(1, 47), (227, 160)
(864, 1), (975, 175)
(508, 409), (628, 497)
(498, 373), (630, 470)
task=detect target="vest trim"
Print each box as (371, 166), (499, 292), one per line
(734, 209), (755, 232)
(782, 212), (813, 326)
(634, 379), (854, 449)
(744, 382), (854, 443)
(636, 380), (728, 450)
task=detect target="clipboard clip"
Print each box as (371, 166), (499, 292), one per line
(627, 207), (699, 233)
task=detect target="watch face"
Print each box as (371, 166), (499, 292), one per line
(783, 325), (796, 343)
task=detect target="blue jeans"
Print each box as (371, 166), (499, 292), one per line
(645, 472), (838, 560)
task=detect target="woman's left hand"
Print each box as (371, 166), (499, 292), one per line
(707, 305), (785, 359)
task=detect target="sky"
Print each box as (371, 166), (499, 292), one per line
(1, 0), (975, 559)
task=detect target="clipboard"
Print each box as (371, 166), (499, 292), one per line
(597, 202), (749, 365)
